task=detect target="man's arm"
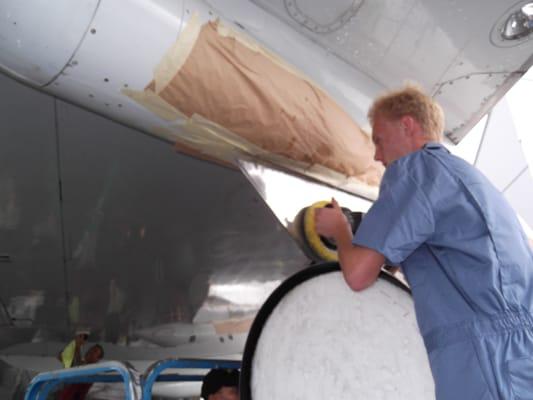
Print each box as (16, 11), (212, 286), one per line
(315, 199), (385, 291)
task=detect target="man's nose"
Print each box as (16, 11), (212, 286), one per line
(374, 150), (387, 167)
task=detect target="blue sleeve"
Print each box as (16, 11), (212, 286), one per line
(353, 160), (435, 264)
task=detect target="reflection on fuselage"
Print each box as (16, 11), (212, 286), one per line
(0, 72), (308, 395)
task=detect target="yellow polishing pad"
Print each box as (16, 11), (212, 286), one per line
(302, 201), (338, 262)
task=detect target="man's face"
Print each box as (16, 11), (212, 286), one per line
(209, 386), (239, 400)
(85, 347), (103, 364)
(371, 115), (412, 167)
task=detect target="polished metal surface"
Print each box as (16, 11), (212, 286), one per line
(247, 0), (533, 143)
(0, 72), (308, 396)
(0, 72), (65, 341)
(56, 99), (305, 337)
(0, 0), (100, 86)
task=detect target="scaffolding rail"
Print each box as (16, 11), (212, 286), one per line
(24, 360), (140, 400)
(24, 358), (241, 400)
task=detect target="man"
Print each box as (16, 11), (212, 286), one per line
(58, 332), (89, 368)
(315, 85), (533, 399)
(57, 344), (104, 400)
(201, 368), (239, 400)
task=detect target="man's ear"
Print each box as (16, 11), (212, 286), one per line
(400, 115), (414, 134)
(400, 115), (422, 138)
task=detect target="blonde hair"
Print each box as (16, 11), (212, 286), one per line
(368, 84), (444, 141)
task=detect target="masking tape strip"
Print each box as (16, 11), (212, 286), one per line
(174, 140), (235, 169)
(122, 88), (186, 121)
(151, 116), (379, 199)
(189, 114), (271, 157)
(153, 13), (203, 94)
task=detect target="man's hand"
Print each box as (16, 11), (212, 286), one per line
(314, 198), (351, 241)
(74, 333), (87, 347)
(314, 198), (385, 291)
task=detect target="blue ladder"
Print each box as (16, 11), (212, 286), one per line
(24, 358), (241, 400)
(24, 361), (140, 400)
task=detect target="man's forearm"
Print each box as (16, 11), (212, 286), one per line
(335, 225), (384, 291)
(334, 223), (354, 252)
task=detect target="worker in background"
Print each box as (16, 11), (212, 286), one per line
(201, 368), (240, 400)
(58, 332), (89, 368)
(57, 344), (104, 400)
(315, 85), (533, 399)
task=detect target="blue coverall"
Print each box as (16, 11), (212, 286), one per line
(353, 143), (533, 399)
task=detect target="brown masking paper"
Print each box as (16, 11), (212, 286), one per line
(126, 17), (383, 187)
